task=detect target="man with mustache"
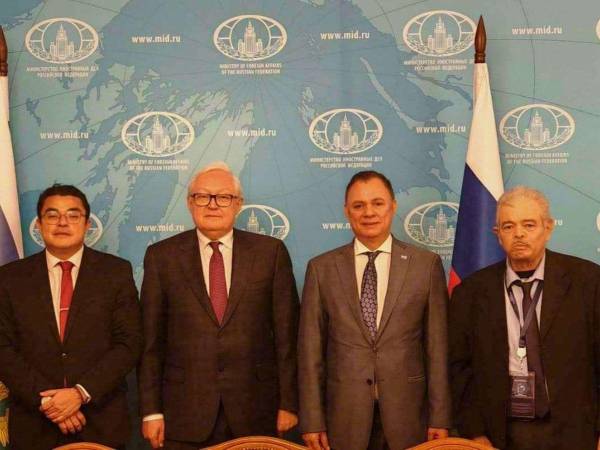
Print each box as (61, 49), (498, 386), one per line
(450, 186), (600, 450)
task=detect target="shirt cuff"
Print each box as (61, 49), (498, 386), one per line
(143, 414), (164, 421)
(75, 384), (92, 404)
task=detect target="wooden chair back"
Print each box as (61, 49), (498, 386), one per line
(408, 437), (495, 449)
(204, 436), (308, 450)
(53, 443), (114, 450)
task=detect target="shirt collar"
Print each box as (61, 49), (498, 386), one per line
(505, 251), (546, 286)
(353, 234), (393, 256)
(45, 246), (84, 271)
(196, 228), (234, 250)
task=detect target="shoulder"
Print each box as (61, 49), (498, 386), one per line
(546, 249), (600, 277)
(233, 228), (288, 251)
(145, 229), (197, 254)
(307, 243), (351, 267)
(454, 260), (505, 294)
(391, 236), (439, 262)
(0, 251), (45, 278)
(83, 247), (132, 270)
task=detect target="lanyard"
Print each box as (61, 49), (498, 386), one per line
(506, 279), (544, 349)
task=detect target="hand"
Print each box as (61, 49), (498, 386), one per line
(57, 411), (87, 435)
(39, 388), (82, 422)
(473, 435), (494, 447)
(302, 431), (330, 450)
(427, 427), (449, 440)
(142, 418), (165, 448)
(276, 409), (298, 436)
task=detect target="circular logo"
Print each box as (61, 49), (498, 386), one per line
(403, 10), (475, 57)
(309, 108), (383, 154)
(236, 205), (290, 240)
(499, 104), (575, 151)
(404, 201), (459, 248)
(121, 112), (195, 157)
(213, 15), (287, 61)
(25, 17), (99, 64)
(29, 213), (104, 248)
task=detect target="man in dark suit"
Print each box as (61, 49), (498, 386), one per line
(450, 186), (600, 450)
(298, 171), (451, 450)
(138, 162), (300, 449)
(0, 184), (142, 450)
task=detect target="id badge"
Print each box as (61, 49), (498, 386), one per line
(509, 372), (535, 419)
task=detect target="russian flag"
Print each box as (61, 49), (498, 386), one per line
(0, 30), (23, 266)
(448, 61), (504, 294)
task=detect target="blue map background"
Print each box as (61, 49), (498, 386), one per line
(2, 0), (600, 448)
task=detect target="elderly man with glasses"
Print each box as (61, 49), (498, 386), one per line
(0, 184), (142, 450)
(138, 161), (300, 450)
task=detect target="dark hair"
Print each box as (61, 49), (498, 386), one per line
(37, 184), (91, 220)
(345, 171), (395, 202)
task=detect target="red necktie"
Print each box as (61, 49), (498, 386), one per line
(58, 261), (74, 341)
(209, 242), (227, 324)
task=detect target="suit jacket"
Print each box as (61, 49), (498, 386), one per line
(138, 228), (299, 443)
(449, 250), (600, 450)
(0, 247), (142, 450)
(298, 236), (451, 450)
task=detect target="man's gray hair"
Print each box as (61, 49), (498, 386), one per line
(496, 185), (552, 224)
(187, 161), (243, 197)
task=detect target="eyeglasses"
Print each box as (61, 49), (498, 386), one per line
(189, 193), (239, 207)
(42, 210), (85, 224)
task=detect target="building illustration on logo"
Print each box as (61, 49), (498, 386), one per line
(214, 15), (287, 61)
(333, 115), (360, 151)
(523, 111), (551, 148)
(500, 104), (575, 151)
(236, 205), (290, 240)
(26, 17), (99, 64)
(29, 214), (103, 248)
(403, 10), (475, 57)
(237, 21), (264, 56)
(121, 112), (195, 157)
(309, 108), (383, 155)
(427, 17), (454, 54)
(404, 202), (459, 248)
(49, 25), (75, 61)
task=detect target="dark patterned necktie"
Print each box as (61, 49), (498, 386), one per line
(519, 280), (550, 417)
(209, 241), (227, 324)
(58, 261), (74, 341)
(360, 251), (381, 339)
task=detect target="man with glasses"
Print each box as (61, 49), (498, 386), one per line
(449, 186), (600, 450)
(139, 162), (300, 449)
(0, 184), (142, 450)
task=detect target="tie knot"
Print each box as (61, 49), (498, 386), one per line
(209, 241), (222, 253)
(364, 251), (381, 264)
(513, 279), (533, 297)
(58, 261), (74, 272)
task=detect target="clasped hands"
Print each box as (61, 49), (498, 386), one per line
(39, 387), (86, 435)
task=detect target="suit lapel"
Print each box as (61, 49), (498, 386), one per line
(221, 229), (254, 328)
(335, 243), (374, 344)
(540, 251), (569, 340)
(31, 251), (62, 346)
(178, 230), (219, 326)
(63, 247), (95, 343)
(376, 239), (410, 341)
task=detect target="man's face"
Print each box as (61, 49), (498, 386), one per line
(494, 196), (554, 270)
(187, 170), (242, 240)
(36, 195), (90, 258)
(344, 178), (397, 248)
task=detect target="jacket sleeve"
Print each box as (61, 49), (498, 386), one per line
(298, 260), (328, 433)
(75, 259), (143, 404)
(449, 280), (486, 437)
(271, 240), (300, 412)
(425, 254), (452, 429)
(137, 247), (167, 416)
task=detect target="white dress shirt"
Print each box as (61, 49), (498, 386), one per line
(143, 229), (235, 422)
(353, 234), (392, 328)
(44, 246), (91, 403)
(504, 254), (545, 376)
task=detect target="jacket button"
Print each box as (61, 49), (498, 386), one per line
(61, 353), (68, 359)
(366, 379), (373, 385)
